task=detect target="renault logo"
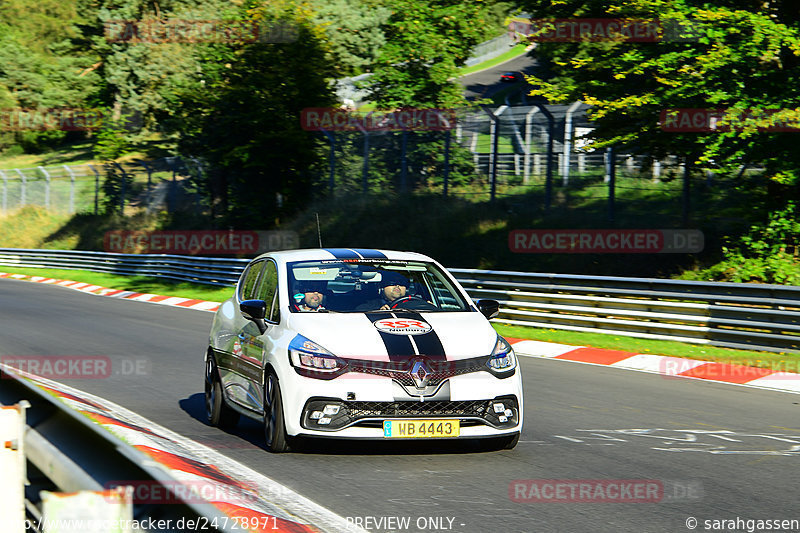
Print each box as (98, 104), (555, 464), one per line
(410, 360), (430, 389)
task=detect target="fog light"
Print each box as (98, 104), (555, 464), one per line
(318, 417), (332, 425)
(323, 405), (340, 415)
(493, 403), (505, 413)
(310, 411), (323, 419)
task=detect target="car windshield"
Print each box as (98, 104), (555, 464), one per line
(287, 259), (470, 313)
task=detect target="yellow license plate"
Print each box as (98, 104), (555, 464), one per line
(383, 419), (460, 438)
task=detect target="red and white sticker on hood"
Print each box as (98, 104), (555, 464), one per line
(373, 318), (432, 335)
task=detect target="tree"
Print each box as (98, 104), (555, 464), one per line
(519, 0), (800, 194)
(367, 0), (499, 109)
(312, 0), (391, 76)
(161, 0), (338, 226)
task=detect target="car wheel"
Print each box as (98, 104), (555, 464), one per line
(264, 371), (292, 452)
(205, 355), (239, 429)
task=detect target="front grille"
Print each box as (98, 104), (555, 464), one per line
(346, 356), (490, 386)
(346, 400), (488, 418)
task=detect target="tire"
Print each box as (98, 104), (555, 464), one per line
(263, 371), (292, 453)
(205, 354), (240, 429)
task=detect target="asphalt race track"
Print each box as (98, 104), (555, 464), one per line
(2, 278), (799, 533)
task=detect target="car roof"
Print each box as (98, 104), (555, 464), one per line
(254, 248), (435, 265)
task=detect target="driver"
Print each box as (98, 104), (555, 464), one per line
(356, 271), (410, 311)
(293, 281), (327, 312)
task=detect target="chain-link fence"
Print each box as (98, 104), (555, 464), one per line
(0, 157), (206, 216)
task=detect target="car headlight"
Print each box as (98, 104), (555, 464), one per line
(288, 335), (346, 376)
(486, 335), (517, 375)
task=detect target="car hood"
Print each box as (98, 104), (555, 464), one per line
(286, 311), (499, 361)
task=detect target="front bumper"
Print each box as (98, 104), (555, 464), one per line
(279, 366), (524, 439)
(301, 395), (520, 433)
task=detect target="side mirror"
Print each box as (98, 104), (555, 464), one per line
(476, 299), (500, 320)
(240, 299), (268, 334)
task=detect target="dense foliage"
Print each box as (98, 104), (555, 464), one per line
(520, 0), (800, 282)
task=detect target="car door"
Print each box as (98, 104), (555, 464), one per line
(219, 259), (266, 409)
(236, 259), (280, 412)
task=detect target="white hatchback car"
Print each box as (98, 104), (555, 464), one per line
(205, 248), (523, 452)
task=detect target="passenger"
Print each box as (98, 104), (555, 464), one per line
(293, 281), (327, 312)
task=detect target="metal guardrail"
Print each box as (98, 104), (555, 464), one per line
(0, 367), (233, 533)
(0, 248), (247, 286)
(1, 248), (798, 353)
(451, 269), (800, 354)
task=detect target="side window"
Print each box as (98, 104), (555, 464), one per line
(255, 261), (279, 322)
(239, 261), (265, 301)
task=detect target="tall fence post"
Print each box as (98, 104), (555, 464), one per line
(481, 105), (506, 202)
(320, 128), (336, 195)
(443, 130), (450, 198)
(533, 103), (555, 211)
(356, 124), (369, 194)
(607, 146), (616, 222)
(683, 155), (692, 226)
(562, 101), (582, 185)
(113, 162), (127, 215)
(523, 107), (539, 185)
(0, 170), (7, 214)
(37, 166), (51, 209)
(400, 130), (408, 193)
(62, 165), (76, 213)
(14, 169), (26, 207)
(88, 164), (100, 215)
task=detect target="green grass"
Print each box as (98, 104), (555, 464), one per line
(494, 324), (800, 371)
(0, 267), (235, 302)
(459, 43), (530, 77)
(0, 140), (97, 169)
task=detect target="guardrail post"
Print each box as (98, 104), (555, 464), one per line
(0, 400), (30, 533)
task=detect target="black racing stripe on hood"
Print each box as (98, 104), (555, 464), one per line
(402, 311), (447, 361)
(324, 248), (360, 259)
(367, 312), (416, 360)
(352, 248), (386, 258)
